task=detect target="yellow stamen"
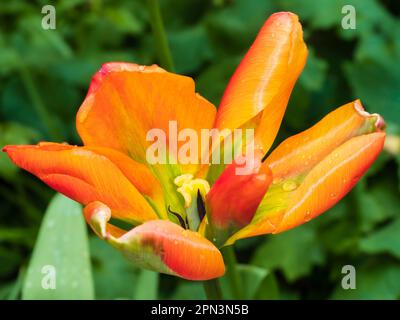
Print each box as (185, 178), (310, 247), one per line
(174, 174), (210, 208)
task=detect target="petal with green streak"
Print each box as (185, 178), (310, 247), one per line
(226, 100), (385, 245)
(84, 202), (225, 281)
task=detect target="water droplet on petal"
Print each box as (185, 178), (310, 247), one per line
(282, 180), (298, 192)
(304, 210), (311, 222)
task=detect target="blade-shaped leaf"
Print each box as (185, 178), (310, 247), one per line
(219, 264), (279, 299)
(133, 269), (159, 300)
(22, 193), (94, 299)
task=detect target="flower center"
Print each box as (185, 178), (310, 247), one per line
(173, 174), (210, 231)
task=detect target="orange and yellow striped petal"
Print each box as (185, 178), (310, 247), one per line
(214, 12), (307, 152)
(77, 62), (216, 174)
(3, 143), (158, 224)
(84, 201), (225, 280)
(265, 100), (384, 179)
(275, 132), (385, 233)
(84, 146), (166, 217)
(226, 102), (385, 244)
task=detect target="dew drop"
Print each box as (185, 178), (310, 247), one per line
(46, 220), (55, 228)
(304, 210), (311, 222)
(282, 180), (298, 192)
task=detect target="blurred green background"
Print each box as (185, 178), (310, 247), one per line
(0, 0), (400, 300)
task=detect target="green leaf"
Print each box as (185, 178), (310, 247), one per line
(206, 0), (275, 52)
(169, 25), (213, 74)
(220, 264), (279, 299)
(356, 178), (400, 232)
(251, 224), (325, 282)
(133, 269), (159, 300)
(196, 56), (241, 106)
(171, 281), (206, 300)
(355, 186), (390, 233)
(22, 194), (94, 299)
(90, 236), (138, 300)
(298, 49), (327, 91)
(254, 271), (279, 300)
(344, 61), (400, 124)
(104, 7), (145, 35)
(6, 267), (26, 300)
(359, 218), (400, 259)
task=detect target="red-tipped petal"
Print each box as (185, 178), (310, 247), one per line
(84, 202), (225, 280)
(206, 150), (272, 245)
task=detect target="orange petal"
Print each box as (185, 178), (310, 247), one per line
(226, 102), (385, 244)
(84, 202), (225, 280)
(274, 132), (385, 233)
(265, 100), (385, 179)
(76, 62), (216, 174)
(214, 12), (307, 152)
(84, 146), (166, 218)
(206, 150), (272, 245)
(3, 143), (157, 224)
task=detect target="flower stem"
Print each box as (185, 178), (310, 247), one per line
(18, 65), (60, 140)
(203, 279), (222, 300)
(146, 0), (175, 72)
(221, 246), (243, 299)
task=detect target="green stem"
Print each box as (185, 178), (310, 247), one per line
(146, 0), (175, 71)
(203, 279), (222, 300)
(18, 65), (60, 140)
(221, 246), (243, 299)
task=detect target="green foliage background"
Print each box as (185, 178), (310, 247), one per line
(0, 0), (399, 299)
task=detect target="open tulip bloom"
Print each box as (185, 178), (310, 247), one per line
(3, 12), (385, 282)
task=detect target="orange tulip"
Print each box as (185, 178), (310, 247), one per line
(3, 12), (385, 280)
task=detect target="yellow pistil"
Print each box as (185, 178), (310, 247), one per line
(174, 174), (210, 231)
(174, 174), (210, 208)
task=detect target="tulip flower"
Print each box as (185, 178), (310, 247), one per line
(3, 12), (385, 283)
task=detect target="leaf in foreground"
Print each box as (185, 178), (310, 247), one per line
(22, 193), (94, 299)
